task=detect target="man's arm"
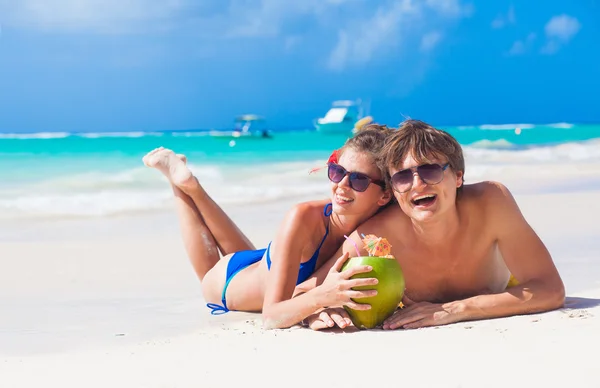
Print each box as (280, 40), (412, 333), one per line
(449, 182), (565, 320)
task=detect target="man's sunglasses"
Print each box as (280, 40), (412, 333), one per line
(391, 163), (450, 193)
(327, 163), (386, 192)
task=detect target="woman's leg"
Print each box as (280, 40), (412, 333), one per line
(143, 147), (254, 280)
(177, 176), (255, 256)
(170, 184), (220, 280)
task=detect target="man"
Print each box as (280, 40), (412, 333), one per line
(314, 119), (565, 330)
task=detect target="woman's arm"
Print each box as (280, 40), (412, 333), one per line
(292, 232), (370, 298)
(261, 204), (376, 329)
(292, 245), (344, 298)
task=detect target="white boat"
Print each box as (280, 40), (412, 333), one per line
(314, 99), (370, 134)
(209, 114), (272, 138)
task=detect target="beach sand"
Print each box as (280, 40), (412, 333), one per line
(1, 188), (600, 388)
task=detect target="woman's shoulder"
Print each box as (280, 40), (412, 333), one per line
(284, 199), (331, 226)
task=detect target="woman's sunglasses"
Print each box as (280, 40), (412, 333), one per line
(391, 163), (450, 193)
(327, 163), (386, 192)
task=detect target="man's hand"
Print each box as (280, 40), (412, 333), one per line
(382, 300), (460, 330)
(304, 308), (354, 331)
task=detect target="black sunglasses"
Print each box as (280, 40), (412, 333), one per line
(391, 163), (450, 193)
(327, 163), (386, 192)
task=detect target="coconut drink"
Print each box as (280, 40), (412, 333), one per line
(341, 234), (405, 329)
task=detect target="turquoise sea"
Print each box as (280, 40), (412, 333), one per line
(1, 122), (599, 220)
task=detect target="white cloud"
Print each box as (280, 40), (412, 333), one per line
(224, 1), (305, 38)
(1, 0), (473, 70)
(491, 5), (515, 29)
(540, 41), (560, 55)
(219, 0), (359, 39)
(0, 0), (347, 36)
(425, 0), (473, 17)
(507, 32), (536, 56)
(420, 31), (442, 52)
(0, 0), (189, 34)
(506, 14), (580, 56)
(326, 0), (471, 71)
(507, 40), (525, 55)
(540, 14), (581, 54)
(283, 35), (302, 52)
(327, 31), (351, 71)
(545, 14), (581, 41)
(327, 0), (420, 71)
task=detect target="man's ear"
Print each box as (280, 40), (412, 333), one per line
(455, 170), (464, 188)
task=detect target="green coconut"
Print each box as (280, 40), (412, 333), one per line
(341, 256), (405, 329)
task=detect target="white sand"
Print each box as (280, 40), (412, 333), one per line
(1, 191), (600, 388)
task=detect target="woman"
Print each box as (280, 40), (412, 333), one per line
(142, 125), (394, 329)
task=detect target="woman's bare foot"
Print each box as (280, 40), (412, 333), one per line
(143, 148), (195, 189)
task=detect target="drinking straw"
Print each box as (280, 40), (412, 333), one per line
(344, 235), (361, 257)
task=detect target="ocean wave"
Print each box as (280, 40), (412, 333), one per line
(468, 139), (515, 149)
(0, 181), (327, 220)
(462, 140), (600, 180)
(0, 190), (172, 218)
(0, 131), (166, 140)
(478, 124), (536, 130)
(170, 131), (212, 137)
(19, 164), (224, 192)
(0, 160), (329, 219)
(547, 122), (574, 129)
(77, 131), (164, 138)
(459, 122), (576, 131)
(464, 138), (600, 162)
(0, 130), (240, 140)
(0, 132), (71, 139)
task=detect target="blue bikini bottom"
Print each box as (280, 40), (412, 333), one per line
(206, 248), (266, 315)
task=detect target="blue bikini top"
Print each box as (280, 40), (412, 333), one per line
(265, 203), (332, 285)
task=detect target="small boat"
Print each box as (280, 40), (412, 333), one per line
(209, 114), (272, 139)
(314, 99), (370, 134)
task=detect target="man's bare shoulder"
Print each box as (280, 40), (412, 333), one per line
(341, 206), (406, 256)
(460, 181), (519, 216)
(355, 204), (408, 234)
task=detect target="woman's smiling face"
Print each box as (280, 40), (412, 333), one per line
(330, 148), (392, 216)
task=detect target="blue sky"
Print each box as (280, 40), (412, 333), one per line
(0, 0), (598, 133)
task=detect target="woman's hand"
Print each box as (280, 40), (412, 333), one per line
(304, 308), (354, 331)
(315, 252), (378, 310)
